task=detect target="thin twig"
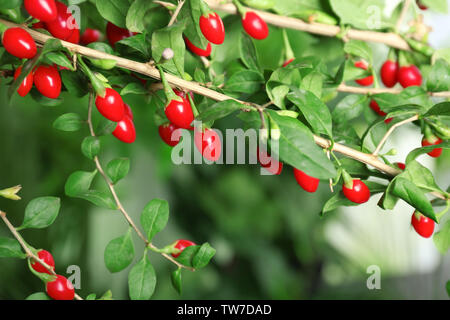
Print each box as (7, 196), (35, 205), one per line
(204, 0), (412, 51)
(0, 211), (83, 300)
(1, 19), (447, 197)
(86, 93), (195, 271)
(168, 0), (185, 27)
(396, 0), (412, 32)
(372, 114), (419, 156)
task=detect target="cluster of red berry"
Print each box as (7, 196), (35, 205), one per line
(184, 10), (225, 57)
(185, 6), (269, 58)
(159, 89), (222, 162)
(3, 3), (63, 101)
(2, 0), (137, 144)
(30, 249), (75, 300)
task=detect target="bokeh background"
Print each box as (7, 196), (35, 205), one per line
(0, 0), (449, 299)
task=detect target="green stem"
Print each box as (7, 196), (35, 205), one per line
(156, 65), (181, 103)
(232, 0), (247, 16)
(282, 29), (295, 61)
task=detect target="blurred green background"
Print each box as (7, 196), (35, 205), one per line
(1, 2), (450, 300)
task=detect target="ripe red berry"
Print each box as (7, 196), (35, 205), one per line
(354, 61), (373, 86)
(45, 1), (77, 41)
(242, 11), (269, 40)
(165, 97), (194, 129)
(2, 28), (37, 59)
(293, 168), (320, 193)
(417, 0), (428, 10)
(24, 0), (58, 22)
(34, 65), (61, 99)
(124, 103), (133, 120)
(282, 58), (294, 67)
(159, 123), (181, 147)
(95, 88), (125, 122)
(106, 22), (136, 47)
(171, 239), (196, 258)
(184, 37), (212, 57)
(395, 162), (406, 170)
(46, 275), (75, 300)
(31, 250), (55, 274)
(422, 137), (443, 158)
(369, 100), (393, 124)
(199, 12), (225, 45)
(398, 65), (422, 88)
(14, 66), (34, 97)
(113, 115), (136, 144)
(66, 26), (80, 44)
(342, 179), (370, 204)
(380, 60), (398, 88)
(411, 212), (434, 238)
(257, 147), (283, 175)
(194, 128), (222, 162)
(80, 28), (101, 45)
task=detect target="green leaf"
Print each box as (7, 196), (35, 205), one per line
(266, 110), (336, 180)
(128, 254), (156, 300)
(104, 228), (135, 273)
(361, 119), (388, 153)
(44, 52), (74, 71)
(321, 192), (359, 215)
(175, 245), (200, 267)
(25, 292), (51, 300)
(330, 0), (394, 30)
(196, 100), (243, 123)
(120, 82), (147, 96)
(126, 0), (159, 33)
(226, 70), (264, 94)
(86, 293), (97, 300)
(300, 71), (323, 98)
(81, 137), (100, 160)
(151, 23), (185, 76)
(287, 88), (333, 137)
(171, 268), (182, 295)
(98, 290), (113, 300)
(332, 94), (367, 124)
(95, 0), (130, 28)
(116, 33), (150, 59)
(266, 67), (302, 109)
(344, 40), (373, 64)
(178, 0), (209, 49)
(406, 141), (450, 164)
(77, 190), (117, 210)
(53, 113), (84, 132)
(65, 170), (97, 197)
(18, 197), (60, 230)
(140, 199), (169, 241)
(426, 59), (450, 92)
(239, 33), (260, 72)
(433, 220), (450, 254)
(401, 161), (446, 195)
(192, 243), (216, 269)
(61, 70), (88, 97)
(391, 178), (436, 221)
(423, 102), (450, 117)
(420, 0), (448, 13)
(0, 237), (26, 258)
(106, 158), (130, 184)
(96, 118), (117, 136)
